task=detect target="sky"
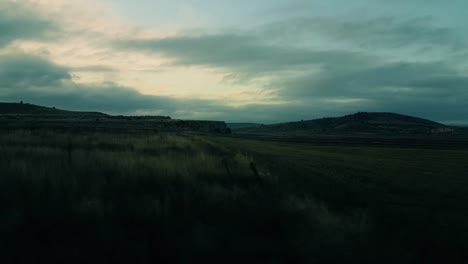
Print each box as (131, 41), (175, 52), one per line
(0, 0), (467, 124)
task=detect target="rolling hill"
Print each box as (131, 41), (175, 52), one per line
(1, 103), (463, 136)
(0, 102), (231, 134)
(235, 112), (458, 136)
(0, 102), (107, 116)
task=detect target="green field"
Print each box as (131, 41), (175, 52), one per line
(1, 130), (467, 263)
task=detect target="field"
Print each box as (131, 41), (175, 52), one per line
(1, 129), (467, 263)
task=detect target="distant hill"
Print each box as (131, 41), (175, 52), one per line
(227, 123), (263, 130)
(0, 102), (107, 116)
(236, 112), (458, 136)
(0, 102), (231, 134)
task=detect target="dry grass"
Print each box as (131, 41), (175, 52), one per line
(0, 130), (374, 263)
(4, 129), (464, 263)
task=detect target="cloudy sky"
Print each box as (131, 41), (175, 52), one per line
(1, 0), (467, 123)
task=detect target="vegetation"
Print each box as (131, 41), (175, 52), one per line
(0, 129), (467, 263)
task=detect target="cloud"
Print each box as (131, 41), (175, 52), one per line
(117, 15), (468, 71)
(279, 61), (467, 97)
(1, 0), (467, 123)
(0, 53), (173, 113)
(1, 51), (465, 123)
(116, 33), (378, 81)
(277, 61), (468, 120)
(116, 18), (468, 122)
(264, 16), (467, 52)
(70, 65), (116, 73)
(0, 53), (238, 120)
(0, 52), (352, 123)
(0, 1), (59, 47)
(0, 53), (70, 89)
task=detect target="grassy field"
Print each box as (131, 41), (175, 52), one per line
(0, 130), (467, 263)
(212, 136), (468, 262)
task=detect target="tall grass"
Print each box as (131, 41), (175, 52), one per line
(0, 130), (373, 263)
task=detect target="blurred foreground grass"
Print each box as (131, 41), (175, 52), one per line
(0, 130), (467, 263)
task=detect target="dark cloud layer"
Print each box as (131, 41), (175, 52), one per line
(280, 61), (468, 97)
(116, 34), (378, 79)
(0, 53), (174, 114)
(0, 1), (58, 47)
(0, 54), (70, 89)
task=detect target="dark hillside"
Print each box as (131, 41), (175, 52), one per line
(0, 102), (230, 134)
(236, 112), (457, 136)
(0, 102), (107, 116)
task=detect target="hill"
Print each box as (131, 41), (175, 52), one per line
(235, 112), (458, 136)
(0, 102), (231, 134)
(0, 102), (107, 116)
